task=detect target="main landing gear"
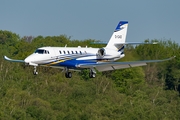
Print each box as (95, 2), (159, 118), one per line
(89, 68), (96, 78)
(65, 67), (72, 78)
(64, 68), (96, 78)
(65, 72), (72, 78)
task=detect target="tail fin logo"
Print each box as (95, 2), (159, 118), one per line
(115, 21), (128, 32)
(115, 26), (124, 32)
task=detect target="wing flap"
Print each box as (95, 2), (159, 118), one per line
(113, 64), (130, 69)
(96, 66), (115, 71)
(96, 63), (147, 72)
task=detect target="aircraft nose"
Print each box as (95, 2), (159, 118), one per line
(24, 57), (32, 63)
(25, 54), (35, 63)
(24, 55), (38, 66)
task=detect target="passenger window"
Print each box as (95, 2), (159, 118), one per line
(76, 51), (78, 54)
(59, 51), (62, 54)
(80, 51), (82, 54)
(67, 51), (70, 54)
(72, 51), (74, 54)
(63, 51), (66, 54)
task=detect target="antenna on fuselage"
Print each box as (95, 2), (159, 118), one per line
(65, 44), (67, 47)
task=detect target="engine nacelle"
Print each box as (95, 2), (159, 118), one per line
(97, 48), (106, 58)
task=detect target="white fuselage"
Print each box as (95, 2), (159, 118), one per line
(24, 46), (125, 69)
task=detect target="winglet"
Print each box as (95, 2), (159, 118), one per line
(172, 56), (176, 59)
(169, 56), (176, 60)
(4, 56), (10, 60)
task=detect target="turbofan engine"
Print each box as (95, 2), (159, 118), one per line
(97, 48), (106, 58)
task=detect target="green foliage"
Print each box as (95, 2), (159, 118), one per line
(136, 40), (180, 91)
(0, 30), (180, 119)
(0, 30), (20, 45)
(111, 67), (145, 94)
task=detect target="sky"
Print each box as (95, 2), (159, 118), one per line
(0, 0), (180, 44)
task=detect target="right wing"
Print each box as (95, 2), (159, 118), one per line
(77, 56), (175, 72)
(4, 56), (24, 63)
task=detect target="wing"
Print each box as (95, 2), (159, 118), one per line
(77, 56), (175, 72)
(4, 56), (24, 63)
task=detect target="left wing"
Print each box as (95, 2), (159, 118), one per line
(77, 56), (175, 72)
(4, 56), (24, 63)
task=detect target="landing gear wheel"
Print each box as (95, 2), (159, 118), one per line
(65, 72), (72, 78)
(33, 71), (38, 75)
(89, 72), (96, 78)
(89, 69), (96, 78)
(33, 66), (38, 75)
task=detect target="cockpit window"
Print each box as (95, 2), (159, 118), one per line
(35, 49), (49, 54)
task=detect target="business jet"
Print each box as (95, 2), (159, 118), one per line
(4, 21), (175, 78)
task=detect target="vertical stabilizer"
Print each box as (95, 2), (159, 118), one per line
(106, 21), (128, 51)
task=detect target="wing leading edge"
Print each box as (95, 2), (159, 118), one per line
(77, 56), (176, 72)
(4, 56), (24, 63)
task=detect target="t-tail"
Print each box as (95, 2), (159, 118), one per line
(105, 21), (128, 53)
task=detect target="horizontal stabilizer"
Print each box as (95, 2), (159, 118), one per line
(114, 42), (158, 45)
(4, 56), (24, 63)
(91, 42), (158, 45)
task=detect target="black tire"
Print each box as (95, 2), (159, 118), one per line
(65, 72), (69, 78)
(89, 72), (92, 78)
(68, 72), (72, 78)
(89, 72), (96, 78)
(65, 72), (72, 78)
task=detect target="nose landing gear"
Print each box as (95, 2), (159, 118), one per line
(33, 66), (38, 75)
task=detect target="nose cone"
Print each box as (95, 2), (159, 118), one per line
(24, 57), (31, 63)
(25, 53), (36, 63)
(25, 54), (39, 66)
